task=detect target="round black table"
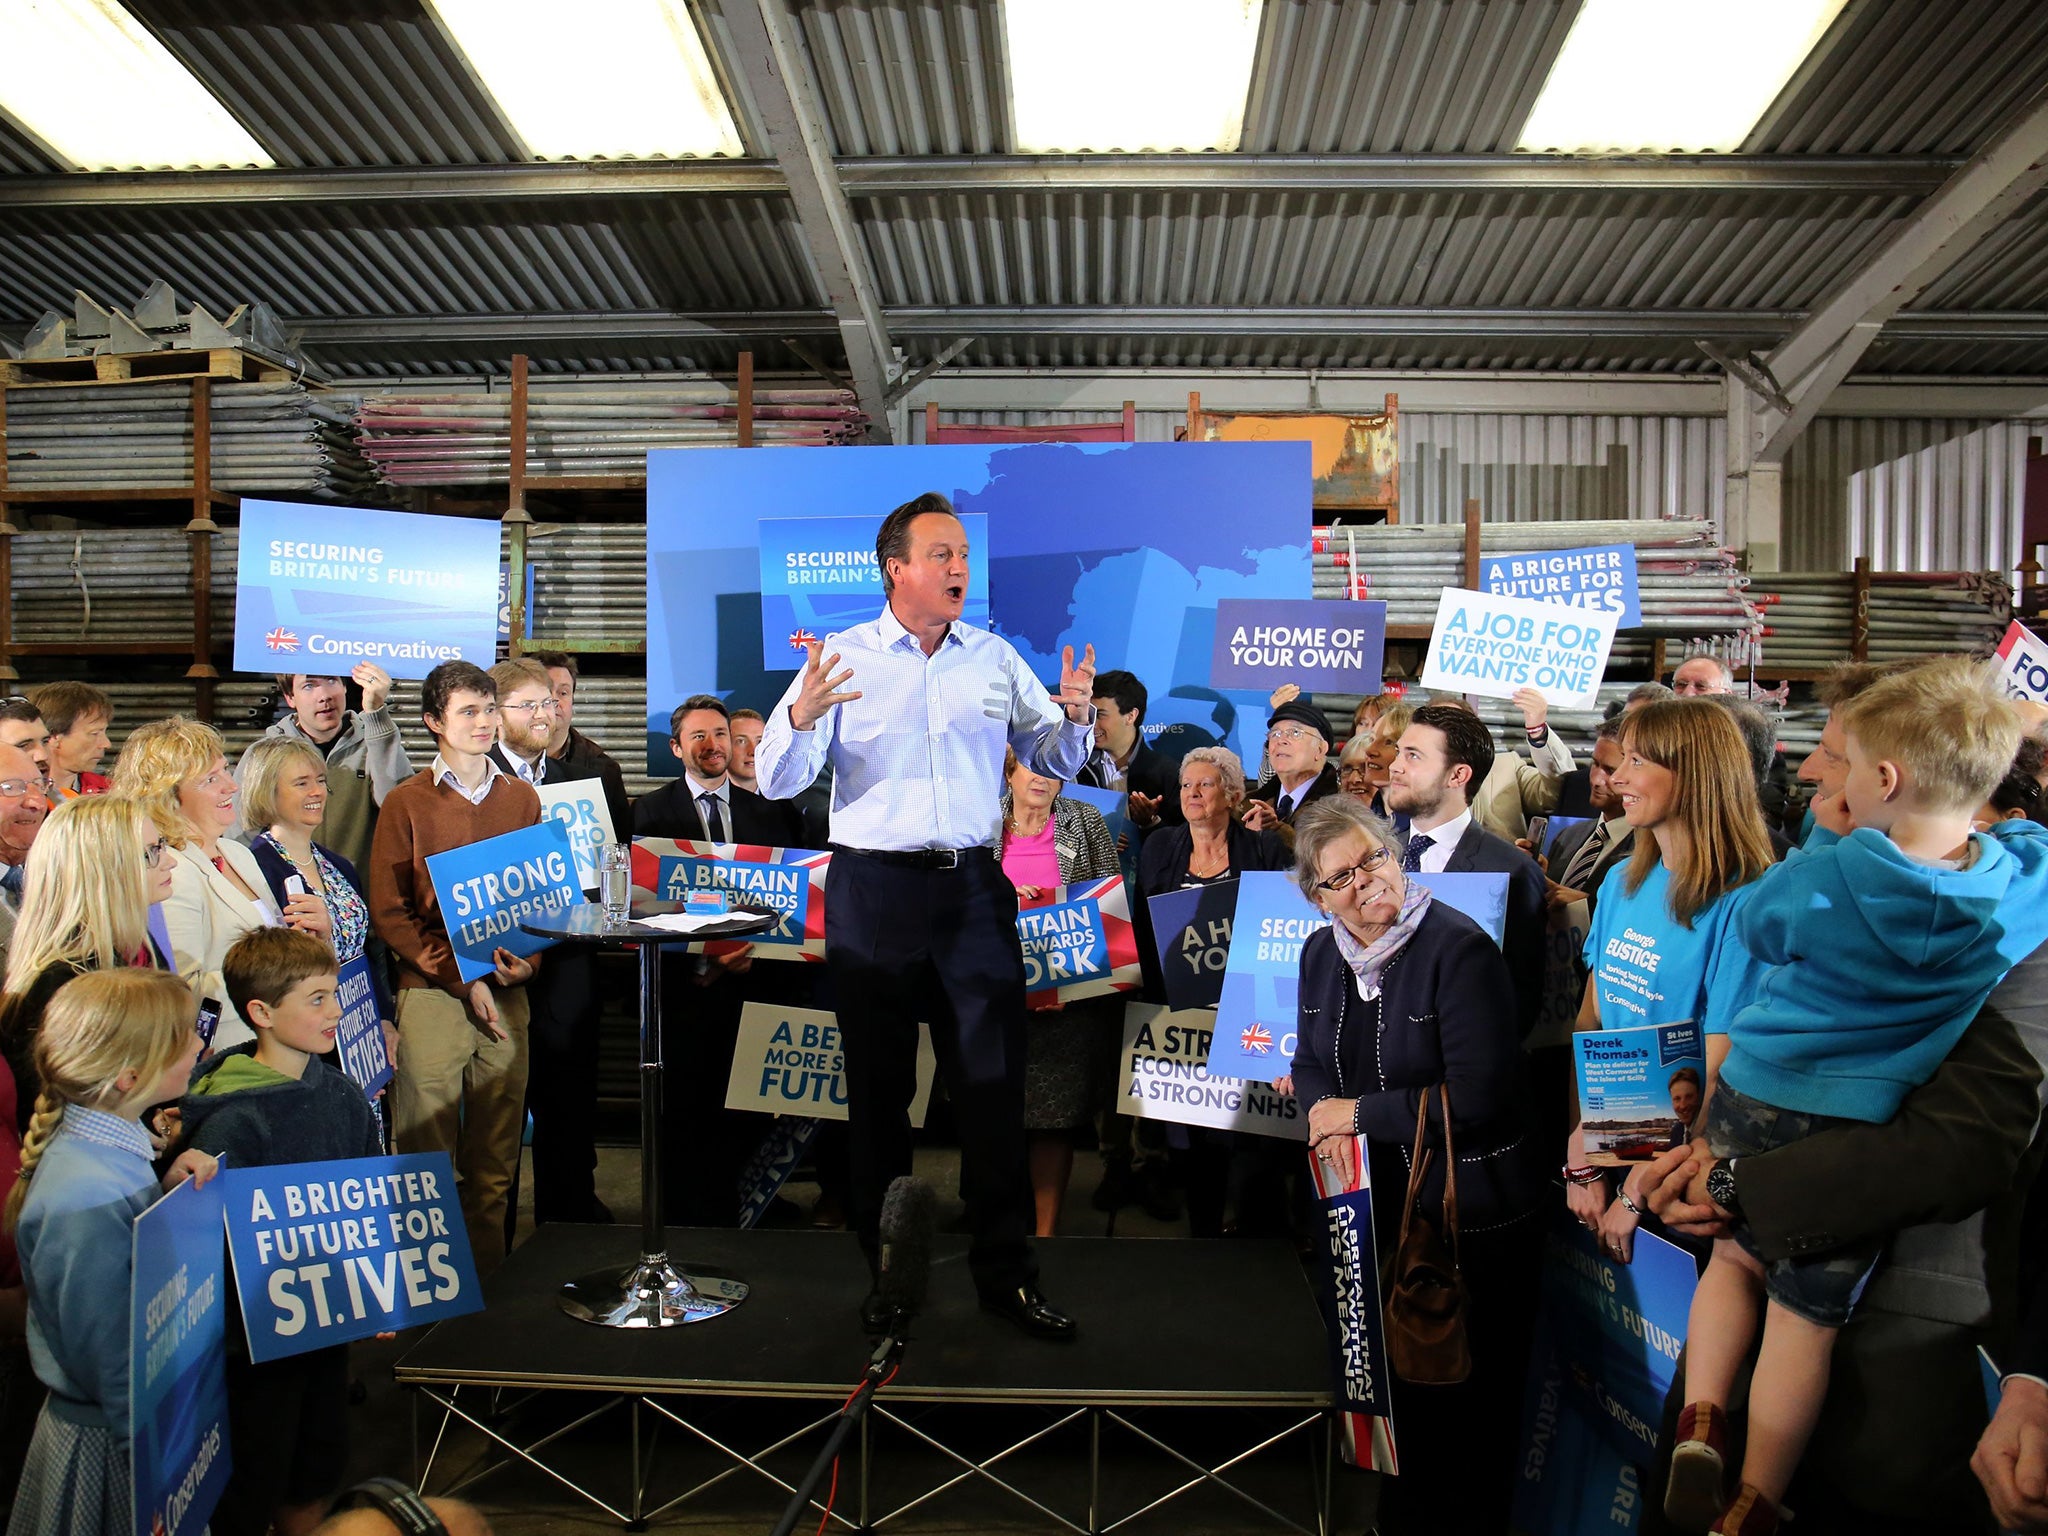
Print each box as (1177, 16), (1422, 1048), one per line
(518, 899), (778, 1328)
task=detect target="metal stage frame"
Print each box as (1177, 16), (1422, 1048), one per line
(396, 1225), (1338, 1533)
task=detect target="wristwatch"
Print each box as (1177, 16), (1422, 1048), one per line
(1704, 1158), (1742, 1218)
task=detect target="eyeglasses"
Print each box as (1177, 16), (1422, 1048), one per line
(1268, 725), (1320, 745)
(144, 837), (170, 869)
(500, 699), (561, 717)
(1314, 845), (1394, 893)
(1335, 763), (1374, 782)
(0, 777), (52, 800)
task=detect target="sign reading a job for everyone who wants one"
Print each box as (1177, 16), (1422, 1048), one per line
(234, 501), (503, 680)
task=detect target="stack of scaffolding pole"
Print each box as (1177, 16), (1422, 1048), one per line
(1748, 572), (2010, 668)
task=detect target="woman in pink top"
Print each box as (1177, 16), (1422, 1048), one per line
(999, 748), (1121, 1236)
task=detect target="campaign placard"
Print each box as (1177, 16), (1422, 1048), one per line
(1479, 544), (1641, 629)
(1538, 815), (1591, 859)
(1058, 783), (1135, 873)
(537, 778), (619, 892)
(1147, 879), (1240, 1010)
(1209, 872), (1323, 1082)
(333, 954), (391, 1100)
(1415, 870), (1510, 946)
(1209, 598), (1387, 692)
(757, 512), (989, 669)
(1995, 619), (2048, 702)
(1419, 588), (1620, 709)
(724, 1004), (937, 1123)
(221, 1153), (482, 1364)
(131, 1172), (231, 1536)
(1307, 1133), (1397, 1473)
(1574, 1021), (1706, 1163)
(234, 501), (501, 680)
(424, 819), (585, 983)
(1512, 1214), (1697, 1534)
(1017, 877), (1142, 1004)
(629, 837), (829, 960)
(1117, 1003), (1301, 1141)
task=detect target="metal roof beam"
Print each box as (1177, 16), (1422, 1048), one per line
(0, 154), (1965, 208)
(1755, 86), (2048, 461)
(275, 307), (2048, 347)
(715, 0), (895, 438)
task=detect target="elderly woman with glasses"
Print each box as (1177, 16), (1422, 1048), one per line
(1334, 701), (1414, 824)
(1286, 794), (1543, 1536)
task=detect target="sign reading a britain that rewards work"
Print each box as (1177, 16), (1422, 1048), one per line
(757, 512), (990, 669)
(630, 838), (830, 961)
(131, 1172), (231, 1536)
(424, 819), (586, 983)
(1209, 597), (1386, 693)
(1017, 877), (1142, 1005)
(234, 501), (502, 680)
(1479, 544), (1641, 629)
(1420, 588), (1620, 709)
(333, 955), (391, 1100)
(537, 778), (619, 893)
(222, 1153), (483, 1364)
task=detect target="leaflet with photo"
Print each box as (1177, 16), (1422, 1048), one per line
(1573, 1021), (1706, 1164)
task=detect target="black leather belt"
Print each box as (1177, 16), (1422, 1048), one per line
(828, 843), (995, 869)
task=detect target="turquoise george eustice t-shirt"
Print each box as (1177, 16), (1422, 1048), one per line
(1580, 859), (1763, 1035)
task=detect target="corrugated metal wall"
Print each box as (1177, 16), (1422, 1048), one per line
(911, 405), (2042, 572)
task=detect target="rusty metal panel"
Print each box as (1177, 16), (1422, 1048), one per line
(1188, 394), (1399, 513)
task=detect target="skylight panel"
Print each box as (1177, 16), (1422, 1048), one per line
(1005, 0), (1263, 154)
(429, 0), (743, 160)
(1518, 0), (1846, 154)
(0, 0), (271, 171)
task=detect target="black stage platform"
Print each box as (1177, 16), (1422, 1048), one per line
(397, 1224), (1336, 1531)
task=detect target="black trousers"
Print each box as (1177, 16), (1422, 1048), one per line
(825, 849), (1035, 1297)
(525, 947), (602, 1224)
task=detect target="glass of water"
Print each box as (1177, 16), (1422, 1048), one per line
(600, 841), (632, 926)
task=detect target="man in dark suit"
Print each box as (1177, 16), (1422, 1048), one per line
(1646, 938), (2048, 1535)
(634, 694), (807, 1226)
(1384, 702), (1547, 1038)
(1543, 716), (1635, 912)
(1243, 698), (1341, 831)
(1077, 668), (1183, 833)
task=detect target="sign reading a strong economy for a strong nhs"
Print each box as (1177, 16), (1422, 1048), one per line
(222, 1154), (483, 1364)
(1479, 544), (1641, 629)
(1209, 598), (1386, 692)
(424, 820), (586, 983)
(757, 513), (989, 669)
(1420, 588), (1620, 709)
(131, 1170), (231, 1536)
(234, 501), (501, 680)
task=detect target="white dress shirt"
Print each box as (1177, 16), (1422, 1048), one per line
(685, 772), (732, 842)
(757, 606), (1092, 852)
(432, 752), (505, 807)
(1407, 808), (1472, 874)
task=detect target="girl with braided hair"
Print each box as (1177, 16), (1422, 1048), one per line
(6, 969), (214, 1536)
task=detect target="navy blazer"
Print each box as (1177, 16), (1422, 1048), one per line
(1078, 737), (1185, 828)
(1421, 819), (1548, 1042)
(1290, 906), (1541, 1235)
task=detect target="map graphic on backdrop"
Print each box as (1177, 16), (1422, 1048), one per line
(646, 442), (1312, 776)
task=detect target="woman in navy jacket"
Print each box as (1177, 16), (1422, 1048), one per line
(1286, 794), (1543, 1536)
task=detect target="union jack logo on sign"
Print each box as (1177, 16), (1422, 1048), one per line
(1239, 1023), (1273, 1055)
(789, 628), (817, 651)
(264, 628), (300, 652)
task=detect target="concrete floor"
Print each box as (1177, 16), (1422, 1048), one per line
(340, 1140), (1360, 1535)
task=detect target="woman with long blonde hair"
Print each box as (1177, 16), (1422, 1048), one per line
(6, 969), (212, 1536)
(1564, 700), (1777, 1263)
(112, 718), (328, 1052)
(0, 795), (172, 1133)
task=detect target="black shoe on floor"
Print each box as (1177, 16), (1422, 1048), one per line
(979, 1285), (1077, 1342)
(859, 1289), (891, 1335)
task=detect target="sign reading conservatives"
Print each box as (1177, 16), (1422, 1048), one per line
(235, 501), (501, 680)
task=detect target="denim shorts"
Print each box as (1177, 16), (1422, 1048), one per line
(1704, 1082), (1883, 1328)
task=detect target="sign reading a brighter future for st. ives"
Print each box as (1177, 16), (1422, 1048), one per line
(234, 501), (502, 680)
(1479, 544), (1641, 629)
(1420, 588), (1620, 709)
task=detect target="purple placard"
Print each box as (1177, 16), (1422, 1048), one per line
(1209, 598), (1385, 692)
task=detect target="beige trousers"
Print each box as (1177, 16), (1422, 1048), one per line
(390, 984), (531, 1275)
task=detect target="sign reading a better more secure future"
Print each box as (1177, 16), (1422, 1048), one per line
(1420, 588), (1620, 708)
(234, 501), (501, 680)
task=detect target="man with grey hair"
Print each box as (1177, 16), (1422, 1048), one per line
(1671, 652), (1735, 696)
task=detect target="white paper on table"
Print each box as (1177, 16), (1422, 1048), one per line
(636, 911), (747, 935)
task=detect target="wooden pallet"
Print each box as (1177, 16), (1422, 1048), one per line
(0, 346), (305, 388)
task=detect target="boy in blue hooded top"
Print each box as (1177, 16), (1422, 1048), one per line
(1667, 657), (2048, 1536)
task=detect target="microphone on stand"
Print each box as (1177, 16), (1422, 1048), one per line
(768, 1176), (935, 1536)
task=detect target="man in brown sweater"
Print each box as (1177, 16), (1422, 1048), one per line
(369, 659), (541, 1271)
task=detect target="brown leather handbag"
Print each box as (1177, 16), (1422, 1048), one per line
(1381, 1082), (1471, 1385)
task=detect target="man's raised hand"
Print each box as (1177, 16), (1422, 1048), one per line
(790, 642), (861, 731)
(1059, 644), (1097, 723)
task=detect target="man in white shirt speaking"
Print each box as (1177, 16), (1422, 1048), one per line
(758, 492), (1098, 1342)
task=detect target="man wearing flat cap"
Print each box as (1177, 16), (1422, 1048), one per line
(1242, 699), (1340, 833)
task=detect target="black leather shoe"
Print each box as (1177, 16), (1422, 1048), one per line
(859, 1289), (891, 1335)
(979, 1285), (1076, 1342)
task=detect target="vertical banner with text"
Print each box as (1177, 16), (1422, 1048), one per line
(131, 1173), (231, 1536)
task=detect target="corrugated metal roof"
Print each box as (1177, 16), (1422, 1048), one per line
(0, 114), (57, 176)
(789, 0), (1008, 155)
